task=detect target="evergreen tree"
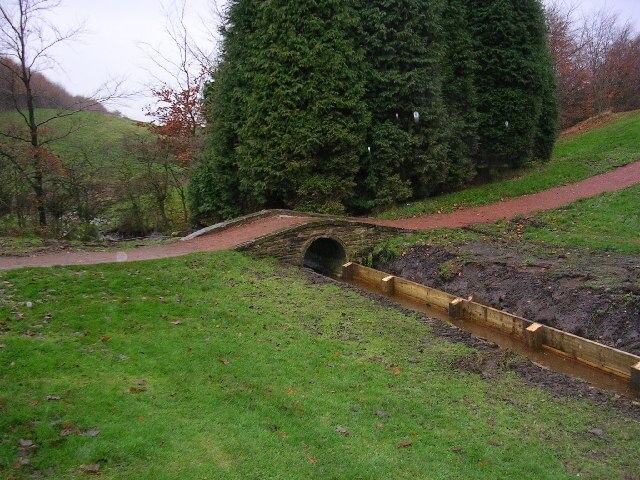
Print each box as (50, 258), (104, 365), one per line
(441, 0), (479, 188)
(354, 0), (450, 211)
(190, 0), (558, 222)
(468, 0), (558, 174)
(189, 0), (258, 222)
(191, 0), (369, 221)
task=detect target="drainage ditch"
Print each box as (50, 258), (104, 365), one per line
(330, 263), (640, 399)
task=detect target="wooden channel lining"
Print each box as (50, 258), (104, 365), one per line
(342, 262), (640, 389)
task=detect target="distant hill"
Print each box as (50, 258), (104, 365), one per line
(0, 108), (147, 169)
(0, 56), (107, 114)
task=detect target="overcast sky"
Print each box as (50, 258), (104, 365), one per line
(32, 0), (640, 121)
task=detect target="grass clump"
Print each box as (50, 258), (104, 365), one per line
(0, 252), (638, 478)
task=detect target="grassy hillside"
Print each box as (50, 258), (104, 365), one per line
(0, 109), (147, 170)
(373, 182), (640, 258)
(0, 252), (638, 478)
(378, 110), (640, 219)
(0, 109), (190, 235)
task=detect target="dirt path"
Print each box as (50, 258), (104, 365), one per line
(0, 214), (310, 270)
(1, 160), (639, 270)
(377, 160), (640, 229)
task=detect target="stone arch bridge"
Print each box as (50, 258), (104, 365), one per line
(231, 214), (407, 274)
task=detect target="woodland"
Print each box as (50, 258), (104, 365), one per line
(0, 0), (639, 235)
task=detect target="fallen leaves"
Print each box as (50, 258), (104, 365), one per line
(488, 440), (502, 447)
(219, 358), (230, 366)
(170, 320), (182, 326)
(46, 395), (61, 401)
(335, 426), (351, 437)
(397, 441), (413, 449)
(308, 457), (317, 464)
(129, 379), (147, 393)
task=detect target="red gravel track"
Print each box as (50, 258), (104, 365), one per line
(378, 160), (640, 229)
(0, 214), (310, 270)
(1, 161), (638, 270)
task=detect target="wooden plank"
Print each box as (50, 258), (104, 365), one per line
(449, 298), (464, 319)
(381, 276), (395, 295)
(632, 362), (640, 392)
(341, 262), (354, 281)
(352, 264), (386, 286)
(394, 277), (456, 310)
(348, 263), (640, 383)
(525, 323), (544, 350)
(468, 294), (494, 308)
(544, 327), (639, 378)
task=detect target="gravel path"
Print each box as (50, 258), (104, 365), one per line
(375, 160), (640, 229)
(0, 214), (311, 270)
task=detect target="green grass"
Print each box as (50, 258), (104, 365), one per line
(0, 109), (145, 171)
(378, 110), (640, 219)
(513, 184), (640, 252)
(1, 252), (638, 479)
(373, 184), (640, 257)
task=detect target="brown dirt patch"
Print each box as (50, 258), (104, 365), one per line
(374, 241), (640, 355)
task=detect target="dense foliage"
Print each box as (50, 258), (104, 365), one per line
(470, 0), (558, 173)
(190, 0), (558, 222)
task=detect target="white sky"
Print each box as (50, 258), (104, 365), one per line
(26, 0), (640, 121)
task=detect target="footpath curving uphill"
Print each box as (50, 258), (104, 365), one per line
(0, 214), (311, 271)
(1, 160), (639, 270)
(374, 160), (640, 229)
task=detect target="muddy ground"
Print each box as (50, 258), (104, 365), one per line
(373, 240), (640, 356)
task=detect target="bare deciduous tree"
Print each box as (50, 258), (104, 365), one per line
(0, 0), (123, 226)
(544, 1), (640, 128)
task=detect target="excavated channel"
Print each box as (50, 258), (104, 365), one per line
(334, 274), (638, 399)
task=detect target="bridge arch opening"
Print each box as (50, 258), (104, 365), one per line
(302, 237), (347, 276)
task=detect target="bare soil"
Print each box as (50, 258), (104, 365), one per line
(373, 240), (640, 355)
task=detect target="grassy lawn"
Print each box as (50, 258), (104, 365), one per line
(508, 184), (640, 253)
(1, 252), (638, 479)
(378, 110), (640, 219)
(372, 183), (640, 261)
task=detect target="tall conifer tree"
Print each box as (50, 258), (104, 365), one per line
(190, 0), (557, 221)
(354, 0), (450, 211)
(468, 0), (558, 174)
(191, 0), (369, 220)
(441, 0), (479, 188)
